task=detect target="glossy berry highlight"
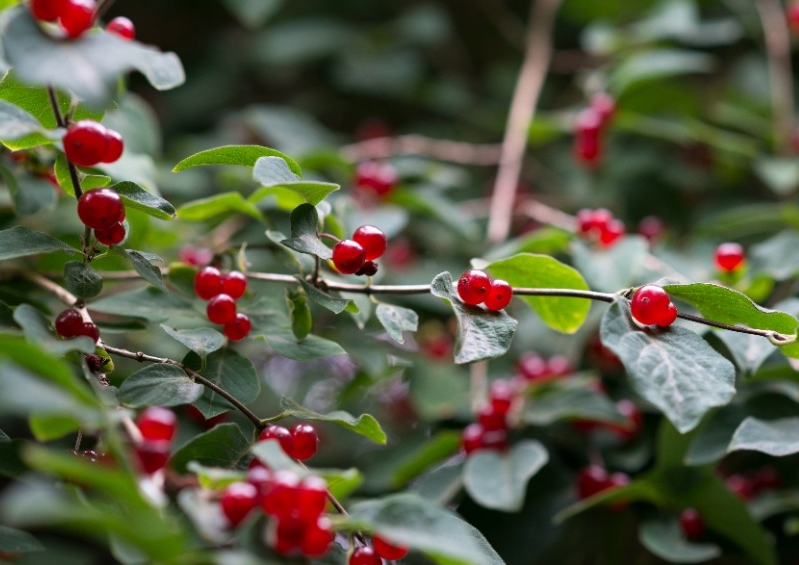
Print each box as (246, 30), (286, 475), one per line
(136, 406), (177, 442)
(224, 313), (252, 341)
(206, 294), (237, 324)
(59, 0), (96, 38)
(457, 269), (490, 306)
(221, 271), (247, 300)
(220, 482), (258, 528)
(630, 285), (677, 327)
(332, 239), (366, 275)
(77, 188), (125, 230)
(714, 242), (745, 273)
(349, 546), (382, 565)
(484, 279), (513, 311)
(352, 225), (387, 261)
(63, 120), (109, 167)
(194, 266), (224, 300)
(106, 16), (135, 40)
(259, 424), (293, 454)
(289, 423), (318, 460)
(55, 309), (84, 338)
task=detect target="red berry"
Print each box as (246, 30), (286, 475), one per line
(136, 406), (177, 442)
(484, 279), (513, 311)
(590, 92), (616, 125)
(179, 246), (213, 267)
(64, 120), (109, 167)
(259, 424), (294, 454)
(577, 465), (609, 499)
(577, 208), (612, 236)
(462, 423), (483, 455)
(296, 475), (328, 520)
(221, 271), (247, 299)
(101, 129), (124, 163)
(638, 215), (664, 242)
(194, 266), (224, 300)
(301, 516), (334, 558)
(489, 379), (514, 416)
(517, 353), (548, 381)
(261, 469), (300, 517)
(220, 482), (258, 528)
(658, 302), (678, 327)
(355, 260), (379, 277)
(574, 109), (603, 167)
(679, 508), (705, 539)
(289, 423), (318, 460)
(752, 467), (780, 493)
(373, 535), (409, 561)
(350, 546), (382, 565)
(106, 16), (135, 40)
(352, 225), (387, 261)
(608, 399), (643, 441)
(355, 161), (398, 197)
(477, 404), (507, 432)
(599, 219), (625, 247)
(77, 188), (124, 230)
(332, 240), (366, 274)
(788, 3), (799, 32)
(94, 222), (125, 246)
(630, 285), (673, 326)
(457, 269), (490, 306)
(726, 474), (754, 500)
(206, 294), (236, 324)
(224, 313), (252, 342)
(55, 309), (84, 337)
(714, 242), (745, 272)
(273, 514), (305, 555)
(76, 321), (100, 342)
(59, 0), (95, 38)
(133, 439), (170, 474)
(246, 465), (274, 500)
(547, 355), (572, 377)
(30, 0), (66, 21)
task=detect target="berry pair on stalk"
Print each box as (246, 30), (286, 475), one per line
(194, 266), (252, 341)
(54, 308), (100, 342)
(133, 406), (176, 475)
(630, 284), (677, 327)
(462, 379), (516, 455)
(576, 208), (625, 247)
(63, 120), (124, 167)
(457, 269), (513, 311)
(30, 0), (135, 40)
(77, 188), (127, 245)
(350, 537), (409, 565)
(332, 225), (387, 276)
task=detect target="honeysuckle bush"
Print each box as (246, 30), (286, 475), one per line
(3, 0), (799, 564)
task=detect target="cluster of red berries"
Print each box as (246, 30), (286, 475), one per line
(331, 225), (387, 276)
(713, 242), (745, 273)
(514, 352), (572, 385)
(77, 187), (127, 245)
(354, 161), (398, 198)
(630, 284), (678, 327)
(576, 208), (625, 247)
(576, 464), (630, 505)
(194, 267), (253, 341)
(723, 466), (779, 502)
(456, 269), (513, 311)
(29, 0), (135, 40)
(350, 538), (409, 565)
(64, 120), (124, 167)
(637, 215), (665, 243)
(132, 406), (176, 475)
(574, 92), (615, 167)
(54, 308), (100, 342)
(462, 379), (515, 455)
(258, 423), (319, 461)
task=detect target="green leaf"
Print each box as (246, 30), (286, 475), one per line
(186, 462), (244, 490)
(90, 287), (195, 322)
(754, 157), (799, 196)
(286, 289), (312, 339)
(572, 237), (648, 293)
(610, 48), (714, 94)
(375, 303), (419, 344)
(250, 156), (339, 206)
(250, 438), (305, 473)
(170, 423), (251, 473)
(716, 331), (776, 376)
(0, 226), (78, 261)
(185, 349), (259, 418)
(638, 517), (721, 563)
(3, 8), (184, 107)
(0, 99), (50, 141)
(119, 364), (204, 408)
(0, 525), (44, 553)
(750, 230), (799, 281)
(463, 440), (548, 512)
(390, 431), (462, 488)
(521, 380), (626, 426)
(430, 272), (517, 364)
(63, 260), (102, 299)
(727, 417), (799, 457)
(281, 203), (331, 260)
(221, 0), (282, 29)
(684, 404), (749, 466)
(600, 300), (736, 433)
(160, 325), (225, 358)
(5, 172), (57, 216)
(178, 192), (263, 222)
(277, 397), (387, 444)
(54, 153), (111, 197)
(13, 303), (95, 357)
(251, 155), (299, 183)
(261, 329), (346, 360)
(113, 181), (176, 220)
(172, 145), (301, 176)
(296, 277), (352, 314)
(487, 253), (591, 334)
(28, 414), (81, 441)
(341, 493), (504, 565)
(114, 248), (165, 290)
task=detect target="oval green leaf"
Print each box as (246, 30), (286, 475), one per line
(172, 144), (301, 176)
(119, 364), (204, 408)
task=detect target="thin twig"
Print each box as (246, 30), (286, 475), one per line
(340, 135), (503, 166)
(754, 0), (795, 156)
(102, 344), (264, 429)
(676, 312), (794, 343)
(486, 0), (563, 244)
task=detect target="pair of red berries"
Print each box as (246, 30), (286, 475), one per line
(354, 161), (398, 198)
(331, 225), (387, 276)
(76, 188), (127, 245)
(54, 308), (100, 342)
(714, 242), (745, 273)
(30, 0), (135, 40)
(462, 379), (515, 455)
(133, 406), (176, 475)
(515, 352), (572, 384)
(456, 269), (513, 311)
(630, 285), (677, 327)
(350, 537), (409, 565)
(221, 467), (333, 557)
(577, 465), (630, 504)
(574, 92), (615, 167)
(576, 208), (625, 247)
(257, 423), (319, 461)
(64, 120), (124, 168)
(194, 267), (252, 341)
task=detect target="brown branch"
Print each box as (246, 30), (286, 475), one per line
(486, 0), (563, 243)
(754, 0), (795, 156)
(340, 135), (502, 166)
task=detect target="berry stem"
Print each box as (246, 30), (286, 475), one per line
(318, 232), (341, 243)
(47, 85), (85, 200)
